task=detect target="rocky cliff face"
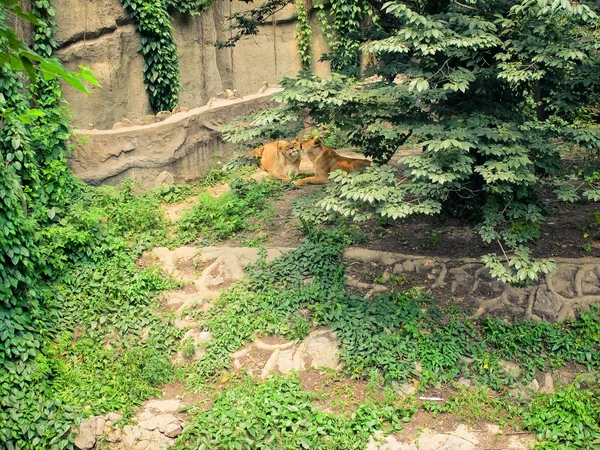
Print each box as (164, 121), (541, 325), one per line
(54, 0), (328, 129)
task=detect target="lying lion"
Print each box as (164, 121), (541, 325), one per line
(252, 140), (301, 181)
(290, 137), (371, 185)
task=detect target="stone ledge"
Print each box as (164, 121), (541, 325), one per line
(69, 89), (282, 188)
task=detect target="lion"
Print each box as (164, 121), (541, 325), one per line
(290, 137), (371, 185)
(253, 140), (301, 181)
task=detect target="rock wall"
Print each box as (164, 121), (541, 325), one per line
(54, 0), (329, 129)
(69, 89), (281, 189)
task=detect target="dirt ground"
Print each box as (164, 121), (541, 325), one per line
(226, 183), (600, 260)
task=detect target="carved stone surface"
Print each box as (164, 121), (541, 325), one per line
(344, 248), (600, 322)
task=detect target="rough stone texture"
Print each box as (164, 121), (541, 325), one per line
(53, 0), (129, 46)
(53, 0), (326, 129)
(95, 401), (184, 450)
(366, 425), (531, 450)
(164, 423), (183, 438)
(171, 12), (223, 110)
(344, 248), (600, 322)
(69, 90), (280, 188)
(227, 328), (342, 378)
(74, 417), (97, 450)
(57, 25), (152, 130)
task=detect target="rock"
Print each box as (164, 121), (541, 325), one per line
(276, 349), (295, 373)
(105, 429), (122, 443)
(122, 424), (142, 447)
(87, 123), (94, 130)
(70, 94), (273, 189)
(53, 0), (128, 46)
(457, 377), (472, 387)
(164, 422), (183, 438)
(74, 418), (97, 450)
(172, 106), (191, 114)
(393, 381), (417, 396)
(135, 440), (151, 450)
(156, 111), (172, 121)
(393, 263), (404, 274)
(499, 360), (522, 378)
(529, 379), (540, 391)
(304, 329), (340, 369)
(155, 171), (175, 188)
(145, 399), (182, 413)
(140, 413), (179, 433)
(58, 25), (151, 130)
(254, 338), (294, 351)
(120, 118), (133, 127)
(366, 433), (411, 449)
(112, 121), (126, 130)
(261, 348), (281, 378)
(403, 261), (416, 272)
(257, 81), (269, 94)
(533, 287), (563, 321)
(142, 114), (158, 125)
(106, 412), (123, 422)
(540, 372), (554, 394)
(95, 417), (106, 436)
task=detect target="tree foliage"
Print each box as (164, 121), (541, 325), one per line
(224, 0), (600, 284)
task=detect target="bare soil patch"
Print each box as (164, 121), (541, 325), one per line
(252, 184), (600, 259)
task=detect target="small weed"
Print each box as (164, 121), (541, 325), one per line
(180, 338), (196, 359)
(423, 385), (517, 426)
(240, 235), (269, 247)
(427, 230), (441, 248)
(581, 242), (593, 252)
(153, 183), (193, 204)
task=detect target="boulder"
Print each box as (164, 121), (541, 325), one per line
(74, 417), (97, 450)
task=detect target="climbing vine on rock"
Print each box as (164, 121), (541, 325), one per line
(296, 0), (312, 69)
(315, 0), (365, 74)
(120, 0), (181, 112)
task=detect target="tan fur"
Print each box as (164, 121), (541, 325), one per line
(253, 140), (301, 181)
(291, 138), (371, 185)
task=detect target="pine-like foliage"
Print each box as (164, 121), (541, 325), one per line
(225, 0), (600, 285)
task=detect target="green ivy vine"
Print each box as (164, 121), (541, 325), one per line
(120, 0), (181, 112)
(296, 0), (312, 70)
(315, 0), (365, 74)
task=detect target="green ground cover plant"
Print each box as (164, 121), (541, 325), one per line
(176, 374), (416, 450)
(186, 223), (600, 393)
(522, 381), (600, 449)
(176, 178), (288, 244)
